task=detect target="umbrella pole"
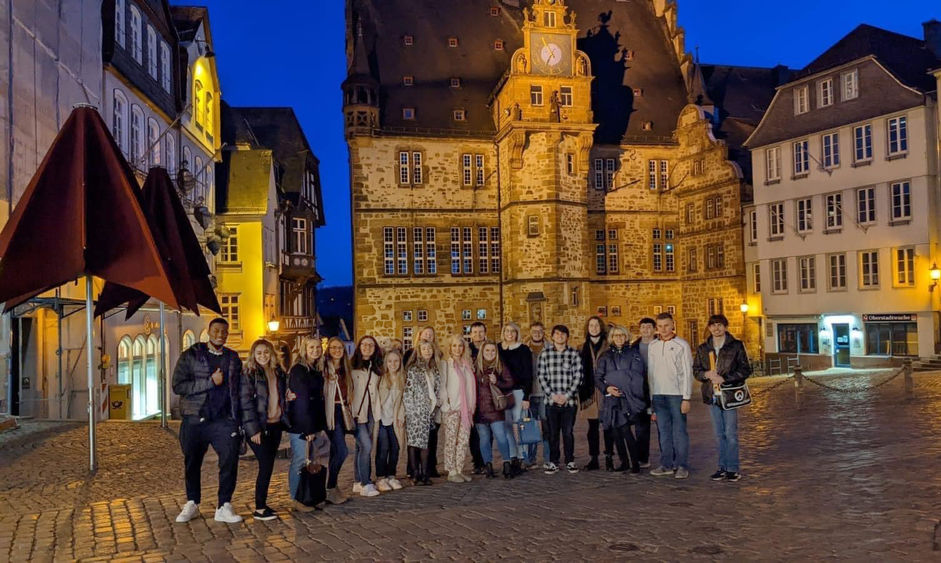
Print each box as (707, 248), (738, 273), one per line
(159, 303), (167, 429)
(85, 275), (96, 472)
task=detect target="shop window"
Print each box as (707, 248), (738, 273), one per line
(866, 323), (917, 356)
(777, 323), (819, 354)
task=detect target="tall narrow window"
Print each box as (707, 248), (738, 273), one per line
(887, 116), (907, 156)
(825, 193), (843, 231)
(559, 86), (573, 106)
(817, 79), (833, 108)
(665, 242), (674, 272)
(749, 209), (758, 243)
(860, 250), (879, 288)
(450, 227), (460, 274)
(396, 227), (408, 275)
(857, 187), (875, 224)
(397, 151), (423, 185)
(204, 92), (214, 135)
(854, 124), (872, 163)
(794, 85), (809, 115)
(160, 41), (171, 92)
(164, 131), (175, 173)
(793, 140), (809, 175)
(475, 154), (485, 185)
(462, 154), (472, 186)
(769, 202), (784, 238)
(660, 160), (669, 189)
(130, 106), (144, 165)
(114, 0), (126, 47)
(822, 132), (839, 169)
(478, 227), (489, 274)
(146, 26), (157, 78)
(594, 159), (604, 190)
(799, 256), (816, 292)
(530, 85), (543, 106)
(796, 198), (812, 233)
(129, 6), (142, 63)
(412, 152), (423, 184)
(765, 147), (781, 182)
(828, 253), (846, 290)
(842, 69), (858, 100)
(292, 218), (308, 254)
(383, 227), (395, 275)
(221, 225), (238, 263)
(771, 259), (788, 293)
(490, 227), (500, 273)
(648, 160), (657, 189)
(891, 181), (911, 221)
(147, 118), (160, 167)
(426, 227), (437, 274)
(896, 247), (915, 286)
(753, 263), (761, 292)
(219, 295), (240, 331)
(462, 227), (473, 274)
(194, 80), (204, 127)
(688, 248), (698, 272)
(605, 158), (616, 189)
(112, 90), (127, 152)
(412, 227), (424, 275)
(399, 152), (410, 184)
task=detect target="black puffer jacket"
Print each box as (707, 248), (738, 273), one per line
(171, 343), (252, 425)
(692, 333), (752, 404)
(287, 363), (327, 436)
(242, 366), (290, 438)
(499, 344), (534, 400)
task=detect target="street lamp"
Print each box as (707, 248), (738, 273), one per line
(267, 317), (280, 333)
(740, 303), (749, 344)
(740, 303), (749, 314)
(930, 263), (941, 292)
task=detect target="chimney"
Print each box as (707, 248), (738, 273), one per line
(924, 19), (941, 59)
(772, 64), (791, 86)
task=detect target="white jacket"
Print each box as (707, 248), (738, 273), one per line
(351, 363), (382, 424)
(647, 336), (693, 400)
(439, 357), (476, 415)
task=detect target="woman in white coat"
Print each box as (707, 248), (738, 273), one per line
(350, 335), (383, 497)
(440, 334), (476, 483)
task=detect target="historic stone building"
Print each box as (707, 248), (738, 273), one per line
(345, 0), (773, 349)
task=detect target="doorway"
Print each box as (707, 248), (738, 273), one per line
(833, 323), (850, 367)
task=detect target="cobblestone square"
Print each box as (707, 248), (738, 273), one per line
(2, 371), (941, 561)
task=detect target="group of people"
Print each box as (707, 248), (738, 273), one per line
(170, 311), (751, 523)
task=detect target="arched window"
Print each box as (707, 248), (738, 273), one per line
(194, 80), (204, 126)
(194, 156), (204, 203)
(132, 336), (145, 419)
(182, 146), (192, 173)
(199, 329), (209, 343)
(183, 330), (196, 350)
(114, 0), (125, 48)
(164, 131), (176, 173)
(147, 118), (160, 167)
(129, 6), (142, 63)
(204, 91), (214, 135)
(130, 105), (144, 165)
(160, 41), (171, 92)
(112, 89), (128, 153)
(145, 335), (159, 416)
(146, 25), (157, 78)
(117, 336), (132, 384)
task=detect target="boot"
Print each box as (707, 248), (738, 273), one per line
(584, 456), (600, 471)
(614, 462), (629, 473)
(605, 454), (615, 472)
(503, 461), (513, 479)
(511, 458), (523, 477)
(485, 462), (496, 479)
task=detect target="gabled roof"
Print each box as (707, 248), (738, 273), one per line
(349, 0), (688, 144)
(798, 24), (940, 92)
(171, 6), (213, 44)
(701, 64), (792, 126)
(215, 149), (274, 215)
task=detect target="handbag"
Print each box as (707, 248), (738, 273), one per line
(718, 382), (751, 410)
(490, 382), (508, 411)
(514, 408), (542, 445)
(295, 434), (328, 506)
(335, 381), (355, 433)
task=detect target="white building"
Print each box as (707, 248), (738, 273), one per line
(744, 23), (941, 369)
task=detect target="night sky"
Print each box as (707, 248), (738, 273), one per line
(184, 0), (939, 288)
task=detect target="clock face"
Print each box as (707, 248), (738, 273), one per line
(530, 32), (572, 75)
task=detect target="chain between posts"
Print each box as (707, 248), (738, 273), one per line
(750, 360), (914, 398)
(750, 375), (794, 397)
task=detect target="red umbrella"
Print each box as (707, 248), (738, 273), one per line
(95, 167), (221, 319)
(0, 106), (180, 471)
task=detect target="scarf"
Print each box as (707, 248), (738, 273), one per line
(453, 359), (475, 428)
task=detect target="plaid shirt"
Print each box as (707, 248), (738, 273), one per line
(536, 345), (584, 407)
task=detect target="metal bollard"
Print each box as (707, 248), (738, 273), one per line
(793, 367), (804, 388)
(904, 359), (913, 400)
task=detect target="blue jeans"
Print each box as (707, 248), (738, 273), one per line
(327, 405), (349, 489)
(504, 389), (525, 459)
(652, 395), (689, 470)
(375, 423), (400, 478)
(288, 432), (308, 499)
(709, 404), (740, 472)
(354, 417), (375, 485)
(525, 395), (550, 464)
(476, 421), (511, 464)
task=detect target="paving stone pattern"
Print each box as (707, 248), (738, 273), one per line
(2, 372), (941, 561)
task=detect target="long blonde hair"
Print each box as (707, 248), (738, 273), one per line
(293, 334), (323, 369)
(445, 334), (471, 366)
(246, 338), (278, 378)
(380, 349), (405, 394)
(475, 340), (503, 375)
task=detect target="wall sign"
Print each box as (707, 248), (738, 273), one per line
(862, 314), (916, 322)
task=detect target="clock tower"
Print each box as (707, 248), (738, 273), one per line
(492, 0), (595, 330)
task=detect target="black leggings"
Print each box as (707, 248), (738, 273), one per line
(247, 423), (284, 510)
(408, 446), (429, 479)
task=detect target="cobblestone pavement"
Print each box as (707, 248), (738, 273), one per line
(2, 371), (941, 561)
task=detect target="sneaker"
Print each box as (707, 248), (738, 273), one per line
(376, 478), (392, 492)
(214, 503), (242, 523)
(447, 472), (464, 483)
(325, 487), (348, 505)
(293, 500), (315, 513)
(360, 483), (380, 497)
(710, 470), (727, 481)
(674, 467), (690, 479)
(388, 478), (404, 490)
(639, 461), (651, 469)
(542, 462), (551, 471)
(544, 462), (559, 475)
(725, 471), (741, 482)
(252, 507), (277, 521)
(352, 482), (363, 495)
(566, 462), (579, 474)
(460, 473), (472, 483)
(175, 501), (199, 523)
(650, 466), (675, 476)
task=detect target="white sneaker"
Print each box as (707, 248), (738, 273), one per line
(360, 483), (380, 497)
(214, 502), (242, 523)
(175, 501), (199, 523)
(352, 482), (363, 495)
(388, 478), (403, 490)
(376, 478), (392, 492)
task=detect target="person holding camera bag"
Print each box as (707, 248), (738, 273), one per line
(692, 314), (751, 482)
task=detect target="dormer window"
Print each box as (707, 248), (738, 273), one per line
(625, 49), (635, 61)
(633, 88), (643, 97)
(490, 6), (500, 16)
(404, 35), (414, 46)
(403, 75), (414, 86)
(129, 6), (142, 63)
(544, 12), (556, 27)
(494, 39), (504, 50)
(402, 107), (416, 120)
(642, 121), (653, 131)
(448, 37), (459, 48)
(450, 77), (461, 88)
(794, 85), (809, 115)
(453, 109), (466, 121)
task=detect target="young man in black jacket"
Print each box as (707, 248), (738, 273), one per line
(171, 318), (252, 523)
(692, 314), (751, 482)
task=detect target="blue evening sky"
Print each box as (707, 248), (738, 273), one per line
(184, 1), (938, 288)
